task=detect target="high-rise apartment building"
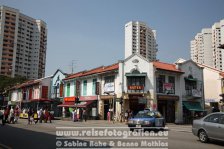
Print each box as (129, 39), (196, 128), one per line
(212, 20), (224, 71)
(190, 19), (224, 71)
(0, 6), (47, 79)
(191, 29), (212, 66)
(125, 21), (158, 61)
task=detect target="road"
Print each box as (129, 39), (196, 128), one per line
(0, 119), (223, 149)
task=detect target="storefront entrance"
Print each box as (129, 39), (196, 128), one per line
(157, 99), (176, 123)
(104, 100), (109, 120)
(129, 95), (146, 116)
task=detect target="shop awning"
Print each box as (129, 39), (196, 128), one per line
(76, 101), (94, 108)
(183, 102), (204, 111)
(30, 98), (53, 102)
(58, 101), (75, 107)
(184, 77), (197, 82)
(58, 101), (94, 108)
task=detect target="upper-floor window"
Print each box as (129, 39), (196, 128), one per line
(185, 80), (197, 90)
(60, 83), (63, 97)
(104, 76), (115, 83)
(92, 79), (97, 95)
(156, 75), (175, 94)
(42, 86), (48, 98)
(168, 76), (175, 94)
(73, 81), (76, 96)
(83, 80), (87, 96)
(66, 83), (70, 97)
(127, 77), (145, 86)
(156, 75), (165, 93)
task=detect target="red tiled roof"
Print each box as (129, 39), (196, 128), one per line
(196, 63), (224, 78)
(17, 80), (40, 88)
(197, 63), (223, 72)
(9, 79), (40, 90)
(153, 61), (183, 73)
(64, 63), (119, 80)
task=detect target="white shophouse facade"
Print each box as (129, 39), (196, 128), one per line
(9, 76), (51, 108)
(116, 54), (184, 123)
(197, 63), (224, 112)
(62, 64), (119, 120)
(61, 54), (224, 123)
(116, 54), (154, 118)
(176, 59), (204, 124)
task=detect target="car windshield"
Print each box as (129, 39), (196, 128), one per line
(134, 111), (156, 118)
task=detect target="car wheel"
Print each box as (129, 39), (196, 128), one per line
(198, 130), (209, 143)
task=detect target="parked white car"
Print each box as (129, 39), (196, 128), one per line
(192, 112), (224, 143)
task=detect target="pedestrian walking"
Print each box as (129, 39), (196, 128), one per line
(28, 108), (33, 125)
(44, 109), (49, 123)
(107, 111), (111, 122)
(83, 109), (87, 122)
(72, 109), (76, 122)
(124, 110), (128, 122)
(79, 108), (83, 121)
(1, 115), (4, 126)
(4, 106), (9, 124)
(1, 107), (4, 126)
(33, 110), (38, 124)
(9, 107), (15, 124)
(39, 108), (43, 123)
(14, 106), (19, 123)
(129, 110), (133, 119)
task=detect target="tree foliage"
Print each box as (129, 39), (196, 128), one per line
(0, 75), (27, 96)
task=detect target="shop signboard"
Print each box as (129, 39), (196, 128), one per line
(163, 83), (173, 92)
(104, 82), (114, 93)
(128, 85), (144, 90)
(138, 97), (147, 104)
(192, 89), (201, 97)
(76, 80), (80, 96)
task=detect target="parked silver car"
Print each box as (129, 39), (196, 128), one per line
(192, 112), (224, 143)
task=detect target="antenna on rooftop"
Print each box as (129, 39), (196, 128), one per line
(69, 60), (78, 74)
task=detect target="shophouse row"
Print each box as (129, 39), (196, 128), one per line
(7, 53), (224, 123)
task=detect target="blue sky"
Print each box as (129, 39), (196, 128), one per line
(1, 0), (224, 76)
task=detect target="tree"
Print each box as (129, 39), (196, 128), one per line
(0, 75), (27, 97)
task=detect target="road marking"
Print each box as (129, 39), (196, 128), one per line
(169, 129), (192, 133)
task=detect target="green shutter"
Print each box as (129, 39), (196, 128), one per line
(92, 79), (97, 95)
(74, 80), (76, 96)
(67, 83), (70, 96)
(83, 80), (87, 96)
